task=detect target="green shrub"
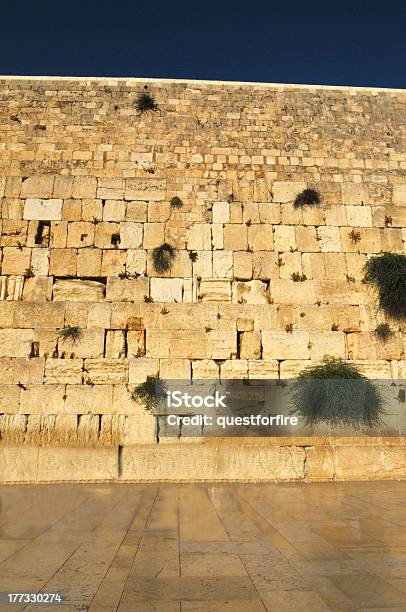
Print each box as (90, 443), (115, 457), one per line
(170, 196), (183, 209)
(130, 377), (164, 412)
(152, 243), (175, 273)
(135, 92), (158, 113)
(291, 356), (384, 428)
(59, 326), (82, 343)
(363, 253), (406, 320)
(374, 323), (393, 342)
(293, 188), (321, 208)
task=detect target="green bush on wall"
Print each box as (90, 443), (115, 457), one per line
(293, 188), (321, 208)
(130, 377), (165, 412)
(291, 356), (384, 428)
(135, 92), (158, 114)
(152, 242), (176, 273)
(363, 253), (406, 320)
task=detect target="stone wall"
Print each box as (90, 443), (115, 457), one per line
(0, 76), (405, 482)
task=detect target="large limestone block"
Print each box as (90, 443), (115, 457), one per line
(206, 330), (237, 360)
(105, 330), (126, 357)
(143, 222), (165, 248)
(270, 279), (317, 305)
(121, 444), (305, 481)
(119, 222), (143, 249)
(306, 447), (335, 480)
(212, 201), (230, 223)
(13, 357), (44, 385)
(0, 357), (14, 384)
(274, 225), (296, 251)
(279, 360), (313, 378)
(159, 358), (191, 379)
(393, 184), (406, 206)
(84, 359), (128, 384)
(253, 252), (279, 280)
(259, 202), (281, 224)
(94, 221), (120, 249)
(353, 360), (391, 378)
(233, 280), (268, 304)
(334, 446), (406, 480)
(129, 357), (159, 383)
(213, 252), (233, 278)
(31, 248), (50, 275)
(66, 222), (95, 248)
(341, 183), (368, 205)
(295, 226), (320, 252)
(58, 329), (105, 358)
(248, 360), (279, 378)
(64, 384), (112, 413)
(346, 205), (372, 227)
(0, 447), (38, 482)
(272, 181), (307, 203)
(223, 224), (248, 250)
(21, 175), (54, 199)
(1, 248), (31, 275)
(340, 227), (382, 253)
(53, 175), (74, 199)
(101, 250), (126, 276)
(240, 331), (262, 359)
(37, 447), (117, 481)
(0, 385), (21, 412)
(0, 329), (33, 357)
(125, 178), (166, 201)
(122, 415), (157, 445)
(317, 226), (341, 252)
(318, 280), (365, 305)
(44, 359), (83, 384)
(49, 248), (76, 276)
(127, 249), (147, 276)
(14, 302), (65, 328)
(150, 278), (183, 303)
(192, 359), (220, 379)
(127, 330), (145, 357)
(0, 275), (25, 301)
(106, 277), (149, 302)
(262, 331), (310, 359)
(97, 178), (125, 200)
(220, 359), (248, 379)
(72, 176), (97, 199)
(309, 331), (346, 360)
(248, 224), (274, 251)
(20, 384), (65, 413)
(87, 302), (111, 329)
(53, 279), (105, 301)
(199, 279), (231, 303)
(186, 224), (211, 250)
(234, 252), (253, 280)
(23, 199), (62, 220)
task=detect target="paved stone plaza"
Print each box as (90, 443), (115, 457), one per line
(0, 482), (405, 610)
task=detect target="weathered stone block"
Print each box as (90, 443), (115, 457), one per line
(49, 248), (76, 276)
(270, 279), (317, 304)
(318, 226), (341, 252)
(94, 221), (121, 249)
(198, 279), (231, 303)
(20, 384), (65, 413)
(253, 252), (279, 280)
(66, 222), (95, 248)
(44, 359), (83, 384)
(159, 358), (191, 379)
(72, 176), (97, 199)
(192, 360), (220, 379)
(212, 202), (230, 223)
(21, 176), (54, 199)
(346, 205), (373, 227)
(37, 447), (117, 481)
(64, 384), (112, 413)
(223, 224), (247, 250)
(129, 357), (159, 383)
(1, 248), (31, 276)
(0, 329), (33, 357)
(143, 223), (165, 249)
(220, 359), (248, 379)
(58, 329), (105, 358)
(309, 331), (346, 360)
(23, 199), (62, 221)
(213, 252), (233, 278)
(125, 178), (166, 201)
(234, 251), (252, 280)
(262, 331), (310, 359)
(248, 225), (273, 251)
(272, 181), (307, 203)
(0, 448), (38, 482)
(334, 446), (406, 480)
(127, 330), (145, 357)
(273, 225), (296, 251)
(77, 248), (102, 277)
(119, 223), (143, 248)
(233, 280), (268, 304)
(105, 330), (126, 357)
(53, 279), (105, 301)
(84, 359), (128, 384)
(101, 250), (126, 276)
(150, 278), (183, 302)
(248, 359), (279, 378)
(106, 277), (149, 302)
(341, 183), (368, 205)
(240, 331), (261, 359)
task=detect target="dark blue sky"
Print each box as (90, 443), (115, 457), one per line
(1, 1), (406, 88)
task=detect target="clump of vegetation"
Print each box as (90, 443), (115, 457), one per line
(130, 377), (164, 412)
(152, 243), (175, 273)
(291, 356), (384, 429)
(374, 323), (394, 342)
(331, 323), (339, 331)
(349, 229), (361, 244)
(170, 196), (183, 209)
(286, 323), (293, 333)
(363, 253), (406, 320)
(294, 188), (321, 208)
(24, 266), (34, 279)
(144, 295), (154, 303)
(291, 272), (307, 282)
(59, 326), (82, 343)
(135, 91), (158, 114)
(189, 251), (198, 262)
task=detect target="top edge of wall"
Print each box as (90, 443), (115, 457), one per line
(0, 75), (405, 94)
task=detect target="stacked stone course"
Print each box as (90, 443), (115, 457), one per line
(0, 76), (405, 481)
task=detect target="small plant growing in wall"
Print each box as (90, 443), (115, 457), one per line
(170, 196), (183, 209)
(189, 251), (198, 262)
(24, 266), (34, 279)
(59, 326), (82, 343)
(291, 272), (307, 282)
(291, 356), (384, 428)
(294, 188), (321, 208)
(152, 243), (176, 273)
(349, 229), (361, 244)
(130, 377), (164, 412)
(135, 91), (159, 114)
(374, 323), (393, 343)
(363, 253), (406, 320)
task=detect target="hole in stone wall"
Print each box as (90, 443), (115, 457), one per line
(34, 221), (51, 246)
(111, 233), (121, 247)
